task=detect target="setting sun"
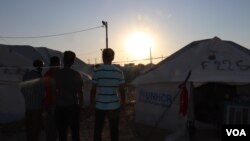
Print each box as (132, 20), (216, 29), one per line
(124, 32), (154, 60)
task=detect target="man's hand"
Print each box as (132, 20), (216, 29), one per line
(90, 84), (97, 116)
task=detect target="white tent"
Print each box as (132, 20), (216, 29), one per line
(132, 37), (250, 139)
(0, 44), (91, 123)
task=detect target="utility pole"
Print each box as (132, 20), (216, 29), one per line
(150, 47), (152, 64)
(102, 21), (108, 48)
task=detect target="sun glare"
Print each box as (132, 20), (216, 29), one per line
(124, 32), (154, 60)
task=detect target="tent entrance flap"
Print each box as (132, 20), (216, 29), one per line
(194, 83), (237, 125)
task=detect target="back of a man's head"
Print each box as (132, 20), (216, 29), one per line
(33, 59), (44, 72)
(33, 59), (44, 68)
(102, 48), (114, 63)
(50, 56), (60, 66)
(63, 51), (75, 67)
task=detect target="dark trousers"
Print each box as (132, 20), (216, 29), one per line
(55, 105), (80, 141)
(44, 108), (57, 141)
(94, 108), (120, 141)
(25, 109), (43, 141)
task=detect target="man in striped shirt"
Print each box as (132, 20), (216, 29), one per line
(21, 59), (45, 141)
(90, 48), (125, 141)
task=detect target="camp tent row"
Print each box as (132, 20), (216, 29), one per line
(132, 37), (250, 139)
(0, 44), (91, 123)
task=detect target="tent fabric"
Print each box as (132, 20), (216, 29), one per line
(135, 83), (187, 130)
(133, 37), (250, 132)
(0, 44), (91, 123)
(133, 37), (250, 85)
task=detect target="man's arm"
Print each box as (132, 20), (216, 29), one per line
(90, 84), (97, 108)
(78, 86), (84, 108)
(119, 84), (126, 109)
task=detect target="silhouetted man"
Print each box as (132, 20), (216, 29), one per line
(44, 56), (60, 141)
(90, 48), (125, 141)
(54, 51), (83, 141)
(21, 59), (45, 141)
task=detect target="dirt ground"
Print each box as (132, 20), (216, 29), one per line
(1, 87), (222, 141)
(79, 88), (168, 141)
(0, 87), (169, 141)
(79, 102), (168, 141)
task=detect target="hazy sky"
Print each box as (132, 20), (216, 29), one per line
(0, 0), (250, 65)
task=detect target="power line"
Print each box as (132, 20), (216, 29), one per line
(0, 25), (104, 39)
(77, 49), (101, 56)
(113, 56), (165, 64)
(0, 64), (89, 70)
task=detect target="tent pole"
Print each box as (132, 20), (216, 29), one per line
(187, 82), (195, 141)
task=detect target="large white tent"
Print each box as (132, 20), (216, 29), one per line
(132, 37), (250, 139)
(0, 44), (91, 123)
(133, 37), (250, 84)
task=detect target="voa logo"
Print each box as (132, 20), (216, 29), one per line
(226, 129), (246, 136)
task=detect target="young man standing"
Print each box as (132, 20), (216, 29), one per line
(21, 59), (45, 141)
(54, 51), (84, 141)
(90, 48), (125, 141)
(44, 56), (60, 141)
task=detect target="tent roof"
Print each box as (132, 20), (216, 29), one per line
(133, 37), (250, 85)
(0, 44), (91, 82)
